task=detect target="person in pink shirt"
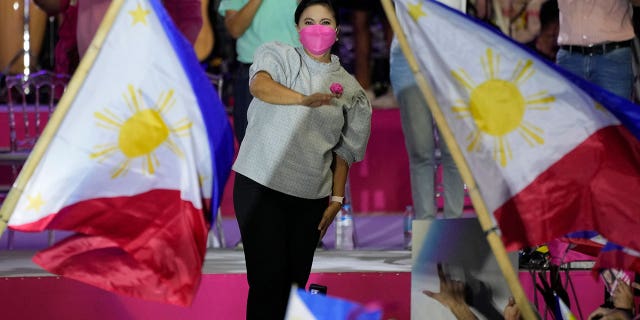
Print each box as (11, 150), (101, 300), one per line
(556, 0), (640, 99)
(35, 0), (202, 75)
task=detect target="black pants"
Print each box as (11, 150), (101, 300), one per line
(233, 174), (327, 320)
(232, 63), (252, 144)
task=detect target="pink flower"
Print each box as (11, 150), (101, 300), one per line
(330, 82), (343, 95)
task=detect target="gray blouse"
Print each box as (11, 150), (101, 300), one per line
(232, 41), (372, 199)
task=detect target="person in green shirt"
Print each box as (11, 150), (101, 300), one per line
(218, 0), (301, 144)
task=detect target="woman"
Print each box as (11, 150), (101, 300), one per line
(232, 0), (372, 318)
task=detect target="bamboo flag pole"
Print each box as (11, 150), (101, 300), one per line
(491, 0), (510, 35)
(380, 1), (537, 319)
(0, 0), (127, 237)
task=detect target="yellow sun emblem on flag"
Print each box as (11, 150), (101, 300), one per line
(451, 48), (555, 167)
(90, 85), (192, 178)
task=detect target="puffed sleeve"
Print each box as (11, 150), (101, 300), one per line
(334, 90), (372, 166)
(249, 42), (302, 89)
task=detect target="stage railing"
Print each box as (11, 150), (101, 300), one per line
(0, 70), (69, 249)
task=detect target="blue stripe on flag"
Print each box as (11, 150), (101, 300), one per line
(564, 231), (600, 240)
(602, 242), (625, 252)
(149, 0), (234, 216)
(296, 289), (382, 320)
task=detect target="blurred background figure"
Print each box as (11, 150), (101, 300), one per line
(389, 0), (466, 221)
(556, 0), (638, 100)
(527, 0), (558, 61)
(499, 0), (547, 43)
(217, 0), (300, 145)
(469, 0), (548, 41)
(0, 0), (48, 76)
(34, 0), (203, 76)
(338, 0), (396, 108)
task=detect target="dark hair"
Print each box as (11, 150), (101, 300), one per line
(294, 0), (340, 26)
(539, 0), (558, 28)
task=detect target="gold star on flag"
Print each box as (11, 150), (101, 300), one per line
(129, 3), (150, 26)
(594, 102), (615, 119)
(25, 193), (45, 212)
(408, 2), (427, 22)
(198, 174), (208, 187)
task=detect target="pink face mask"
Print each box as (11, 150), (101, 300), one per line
(299, 25), (337, 55)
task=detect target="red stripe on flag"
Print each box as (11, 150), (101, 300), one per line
(594, 249), (640, 274)
(15, 189), (208, 306)
(494, 126), (640, 252)
(558, 239), (603, 258)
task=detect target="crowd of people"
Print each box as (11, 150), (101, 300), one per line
(15, 0), (640, 319)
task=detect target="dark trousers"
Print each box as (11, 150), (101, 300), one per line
(233, 63), (253, 144)
(233, 174), (327, 320)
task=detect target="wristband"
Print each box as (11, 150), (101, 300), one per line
(330, 196), (344, 204)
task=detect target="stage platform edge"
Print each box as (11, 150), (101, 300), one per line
(0, 249), (611, 320)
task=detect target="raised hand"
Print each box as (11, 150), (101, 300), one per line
(422, 263), (480, 319)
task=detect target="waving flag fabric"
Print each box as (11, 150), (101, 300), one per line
(556, 293), (577, 320)
(4, 0), (234, 306)
(595, 242), (640, 273)
(393, 0), (640, 272)
(553, 231), (606, 259)
(553, 231), (640, 275)
(285, 287), (382, 320)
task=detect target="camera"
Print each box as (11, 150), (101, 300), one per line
(309, 283), (327, 295)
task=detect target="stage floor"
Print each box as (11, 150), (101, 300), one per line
(0, 249), (412, 277)
(0, 249), (413, 320)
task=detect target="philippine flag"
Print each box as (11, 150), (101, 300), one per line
(595, 242), (640, 273)
(2, 0), (234, 306)
(392, 0), (640, 271)
(284, 286), (382, 320)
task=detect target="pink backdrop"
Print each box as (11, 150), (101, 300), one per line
(0, 272), (410, 320)
(0, 270), (619, 319)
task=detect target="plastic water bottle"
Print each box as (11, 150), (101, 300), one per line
(335, 204), (354, 250)
(403, 205), (415, 250)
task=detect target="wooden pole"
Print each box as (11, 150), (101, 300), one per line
(491, 0), (510, 35)
(380, 0), (537, 319)
(0, 0), (127, 237)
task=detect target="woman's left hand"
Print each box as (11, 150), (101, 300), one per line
(317, 202), (342, 239)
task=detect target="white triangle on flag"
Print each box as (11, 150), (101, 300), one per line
(284, 286), (317, 320)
